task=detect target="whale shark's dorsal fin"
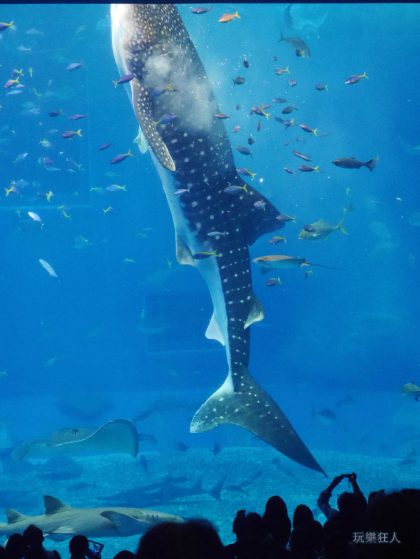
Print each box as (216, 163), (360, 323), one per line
(205, 312), (225, 346)
(232, 180), (285, 246)
(176, 236), (195, 266)
(44, 495), (71, 514)
(5, 508), (28, 524)
(130, 79), (176, 171)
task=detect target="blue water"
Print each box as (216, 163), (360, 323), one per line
(1, 2), (420, 552)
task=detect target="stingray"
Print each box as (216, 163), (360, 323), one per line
(11, 419), (138, 461)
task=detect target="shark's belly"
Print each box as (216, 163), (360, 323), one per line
(156, 160), (254, 380)
(156, 162), (232, 361)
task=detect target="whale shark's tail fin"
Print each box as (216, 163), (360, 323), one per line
(190, 365), (326, 476)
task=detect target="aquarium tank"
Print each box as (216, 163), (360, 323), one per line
(0, 2), (419, 557)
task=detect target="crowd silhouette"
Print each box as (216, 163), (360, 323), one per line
(0, 473), (418, 559)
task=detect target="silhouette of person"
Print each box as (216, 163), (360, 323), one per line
(224, 509), (247, 559)
(69, 536), (89, 559)
(319, 474), (367, 558)
(4, 534), (27, 559)
(362, 489), (420, 559)
(69, 536), (101, 559)
(292, 505), (314, 529)
(262, 495), (291, 555)
(224, 511), (271, 559)
(113, 551), (135, 559)
(136, 519), (224, 559)
(23, 524), (61, 559)
(290, 505), (324, 559)
(317, 473), (366, 520)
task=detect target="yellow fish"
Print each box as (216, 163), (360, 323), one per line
(402, 382), (420, 402)
(298, 219), (348, 241)
(219, 11), (240, 23)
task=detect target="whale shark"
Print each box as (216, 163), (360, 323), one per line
(111, 4), (325, 475)
(0, 495), (182, 540)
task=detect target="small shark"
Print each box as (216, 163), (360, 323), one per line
(225, 470), (263, 493)
(101, 475), (226, 507)
(0, 495), (182, 540)
(111, 4), (324, 475)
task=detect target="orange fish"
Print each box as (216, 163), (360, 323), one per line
(219, 11), (240, 23)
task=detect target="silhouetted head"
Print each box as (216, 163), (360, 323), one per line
(293, 504), (314, 528)
(0, 545), (5, 559)
(337, 491), (365, 514)
(23, 525), (45, 547)
(244, 512), (265, 542)
(136, 519), (224, 559)
(264, 495), (288, 518)
(262, 496), (291, 549)
(232, 509), (247, 539)
(5, 533), (27, 559)
(368, 489), (386, 506)
(182, 519), (224, 559)
(136, 522), (179, 559)
(113, 551), (135, 559)
(69, 535), (89, 557)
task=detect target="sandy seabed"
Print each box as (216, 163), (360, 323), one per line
(1, 446), (418, 558)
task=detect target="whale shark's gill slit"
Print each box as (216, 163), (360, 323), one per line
(190, 366), (326, 476)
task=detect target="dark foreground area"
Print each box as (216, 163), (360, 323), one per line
(1, 474), (419, 559)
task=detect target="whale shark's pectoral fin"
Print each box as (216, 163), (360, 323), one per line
(205, 312), (225, 346)
(190, 366), (326, 476)
(176, 236), (195, 266)
(133, 127), (149, 154)
(244, 297), (264, 329)
(131, 79), (176, 171)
